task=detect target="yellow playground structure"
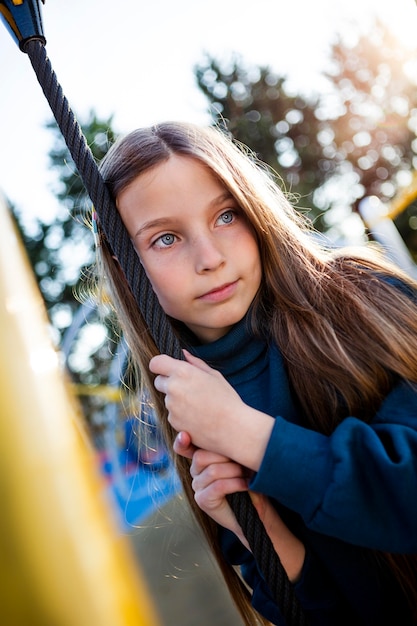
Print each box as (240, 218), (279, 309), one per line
(0, 192), (160, 625)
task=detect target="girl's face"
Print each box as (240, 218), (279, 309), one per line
(117, 155), (262, 343)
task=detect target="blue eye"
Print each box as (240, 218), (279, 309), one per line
(154, 233), (176, 247)
(219, 211), (234, 224)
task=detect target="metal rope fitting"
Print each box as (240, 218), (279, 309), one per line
(0, 0), (45, 50)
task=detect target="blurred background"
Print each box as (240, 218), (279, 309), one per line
(2, 0), (417, 624)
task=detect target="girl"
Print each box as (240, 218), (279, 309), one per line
(97, 121), (417, 626)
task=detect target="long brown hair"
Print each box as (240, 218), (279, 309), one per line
(96, 121), (417, 624)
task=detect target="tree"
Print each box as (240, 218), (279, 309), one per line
(44, 111), (117, 332)
(11, 111), (120, 437)
(194, 18), (417, 244)
(13, 111), (117, 338)
(322, 18), (417, 214)
(195, 55), (328, 227)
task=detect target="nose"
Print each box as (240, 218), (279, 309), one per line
(193, 234), (225, 273)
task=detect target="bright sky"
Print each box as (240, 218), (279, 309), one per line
(1, 0), (417, 223)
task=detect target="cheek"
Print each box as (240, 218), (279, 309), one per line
(144, 267), (182, 313)
(245, 236), (262, 280)
(139, 255), (166, 289)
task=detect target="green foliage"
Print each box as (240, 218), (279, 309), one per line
(21, 111), (116, 336)
(195, 19), (417, 242)
(11, 111), (119, 431)
(323, 19), (417, 212)
(195, 55), (326, 226)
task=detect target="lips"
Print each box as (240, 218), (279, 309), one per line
(198, 280), (238, 302)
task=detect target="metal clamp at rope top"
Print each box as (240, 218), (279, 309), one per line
(0, 0), (45, 51)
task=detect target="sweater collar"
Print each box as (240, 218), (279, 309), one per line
(185, 314), (269, 386)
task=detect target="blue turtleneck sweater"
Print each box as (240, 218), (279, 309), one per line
(189, 315), (417, 626)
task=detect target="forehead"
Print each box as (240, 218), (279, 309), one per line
(139, 154), (221, 189)
(116, 155), (235, 235)
(118, 155), (229, 208)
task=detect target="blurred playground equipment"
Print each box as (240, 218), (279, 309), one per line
(61, 299), (180, 531)
(358, 171), (417, 279)
(0, 191), (161, 625)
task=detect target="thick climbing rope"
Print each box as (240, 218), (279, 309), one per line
(23, 37), (307, 626)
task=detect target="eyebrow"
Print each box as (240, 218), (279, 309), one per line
(134, 217), (176, 238)
(133, 191), (234, 238)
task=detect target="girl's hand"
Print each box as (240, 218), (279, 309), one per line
(150, 351), (274, 471)
(174, 432), (305, 581)
(174, 431), (251, 547)
(150, 350), (243, 451)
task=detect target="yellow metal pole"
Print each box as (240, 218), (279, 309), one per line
(385, 171), (417, 221)
(72, 383), (131, 403)
(0, 192), (160, 626)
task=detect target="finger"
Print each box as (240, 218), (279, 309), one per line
(190, 449), (233, 477)
(173, 431), (197, 459)
(153, 374), (168, 394)
(192, 465), (248, 493)
(182, 349), (215, 374)
(149, 354), (181, 376)
(194, 476), (249, 509)
(175, 431), (192, 449)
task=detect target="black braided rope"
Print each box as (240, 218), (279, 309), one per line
(23, 38), (307, 626)
(24, 39), (181, 360)
(228, 493), (307, 626)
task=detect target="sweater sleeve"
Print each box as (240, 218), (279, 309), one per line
(250, 379), (417, 552)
